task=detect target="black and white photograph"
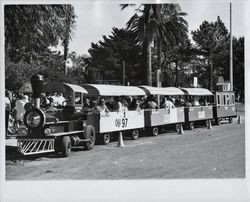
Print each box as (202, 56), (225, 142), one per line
(1, 0), (249, 201)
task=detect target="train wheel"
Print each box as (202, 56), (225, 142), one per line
(152, 127), (159, 136)
(216, 118), (221, 125)
(102, 133), (111, 145)
(175, 124), (181, 133)
(62, 136), (71, 157)
(229, 117), (233, 123)
(189, 122), (194, 130)
(131, 130), (139, 140)
(83, 125), (96, 150)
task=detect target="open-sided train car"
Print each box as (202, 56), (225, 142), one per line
(140, 86), (185, 135)
(79, 84), (146, 144)
(180, 88), (214, 130)
(213, 91), (237, 124)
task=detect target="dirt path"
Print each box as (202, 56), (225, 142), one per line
(6, 111), (245, 180)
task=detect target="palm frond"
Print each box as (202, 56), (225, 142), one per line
(120, 4), (136, 10)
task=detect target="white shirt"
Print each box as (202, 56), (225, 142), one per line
(16, 99), (28, 121)
(5, 97), (11, 111)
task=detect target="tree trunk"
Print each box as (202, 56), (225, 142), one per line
(157, 39), (161, 70)
(175, 61), (179, 87)
(63, 5), (72, 76)
(146, 33), (152, 86)
(146, 42), (152, 86)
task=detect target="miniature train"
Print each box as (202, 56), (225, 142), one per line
(16, 75), (237, 157)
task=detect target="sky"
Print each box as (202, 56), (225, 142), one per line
(66, 1), (246, 56)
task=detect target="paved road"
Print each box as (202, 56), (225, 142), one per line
(6, 109), (245, 180)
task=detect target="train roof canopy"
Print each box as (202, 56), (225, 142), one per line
(81, 84), (146, 96)
(140, 86), (185, 95)
(180, 88), (213, 96)
(64, 83), (88, 94)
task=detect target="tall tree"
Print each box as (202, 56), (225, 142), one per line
(5, 5), (76, 90)
(232, 37), (244, 98)
(121, 4), (188, 86)
(5, 5), (75, 63)
(62, 5), (76, 75)
(87, 27), (143, 85)
(158, 38), (194, 87)
(192, 16), (228, 90)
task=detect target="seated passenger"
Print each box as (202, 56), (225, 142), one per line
(200, 97), (208, 106)
(82, 98), (91, 113)
(131, 97), (141, 110)
(161, 96), (175, 109)
(114, 97), (123, 112)
(192, 97), (200, 106)
(91, 100), (101, 114)
(105, 97), (114, 110)
(145, 95), (158, 109)
(135, 100), (141, 111)
(46, 101), (59, 113)
(121, 97), (129, 112)
(99, 98), (109, 113)
(57, 93), (66, 106)
(184, 96), (192, 106)
(175, 96), (185, 107)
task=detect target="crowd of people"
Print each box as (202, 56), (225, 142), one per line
(80, 94), (210, 115)
(81, 95), (177, 114)
(5, 90), (31, 136)
(5, 90), (66, 136)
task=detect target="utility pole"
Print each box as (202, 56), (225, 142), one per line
(230, 2), (233, 91)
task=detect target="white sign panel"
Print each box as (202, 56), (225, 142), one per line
(99, 110), (145, 133)
(198, 111), (205, 119)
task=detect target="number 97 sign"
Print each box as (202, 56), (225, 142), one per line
(115, 118), (128, 128)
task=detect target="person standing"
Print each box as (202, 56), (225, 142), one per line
(16, 94), (29, 126)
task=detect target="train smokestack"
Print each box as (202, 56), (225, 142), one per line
(31, 74), (45, 108)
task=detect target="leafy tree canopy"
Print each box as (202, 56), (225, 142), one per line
(5, 5), (76, 63)
(87, 27), (143, 85)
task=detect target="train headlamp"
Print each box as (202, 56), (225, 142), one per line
(26, 111), (42, 127)
(24, 108), (45, 129)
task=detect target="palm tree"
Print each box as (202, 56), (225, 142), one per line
(121, 4), (188, 86)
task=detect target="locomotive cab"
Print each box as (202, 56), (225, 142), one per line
(16, 75), (95, 157)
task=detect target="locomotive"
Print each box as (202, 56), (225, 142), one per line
(17, 75), (95, 157)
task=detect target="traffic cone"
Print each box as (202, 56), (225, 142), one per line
(179, 123), (184, 135)
(208, 120), (212, 129)
(238, 116), (241, 124)
(117, 132), (125, 147)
